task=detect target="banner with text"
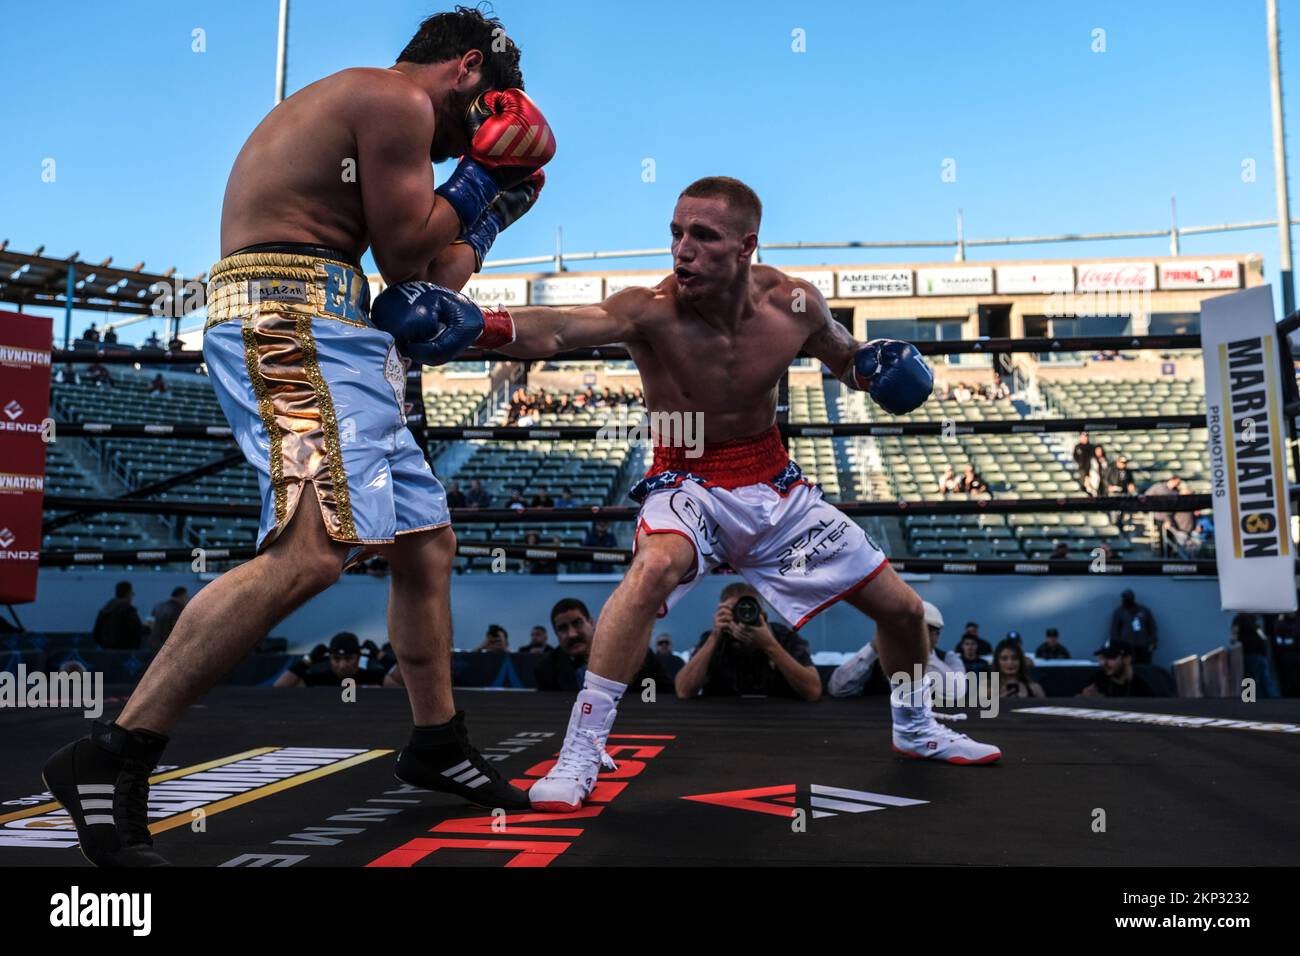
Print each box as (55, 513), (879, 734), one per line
(0, 311), (52, 604)
(1200, 286), (1295, 612)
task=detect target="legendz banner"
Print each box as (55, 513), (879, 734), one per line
(0, 311), (52, 604)
(1200, 286), (1296, 612)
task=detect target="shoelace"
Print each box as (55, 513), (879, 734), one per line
(115, 765), (154, 846)
(552, 728), (617, 781)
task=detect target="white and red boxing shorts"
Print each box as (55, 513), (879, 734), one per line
(629, 426), (888, 629)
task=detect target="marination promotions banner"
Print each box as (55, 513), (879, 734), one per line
(1200, 286), (1296, 612)
(0, 311), (52, 604)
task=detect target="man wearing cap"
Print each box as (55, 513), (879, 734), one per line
(1109, 589), (1158, 664)
(1079, 640), (1163, 698)
(275, 632), (393, 688)
(830, 600), (967, 703)
(1035, 628), (1071, 660)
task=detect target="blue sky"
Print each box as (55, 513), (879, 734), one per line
(3, 0), (1300, 341)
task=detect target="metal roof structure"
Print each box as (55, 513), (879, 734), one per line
(0, 240), (205, 321)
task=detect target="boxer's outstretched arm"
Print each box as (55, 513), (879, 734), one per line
(497, 287), (648, 359)
(798, 281), (859, 379)
(354, 74), (463, 283)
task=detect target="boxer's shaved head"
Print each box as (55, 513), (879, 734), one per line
(679, 176), (762, 232)
(399, 6), (524, 91)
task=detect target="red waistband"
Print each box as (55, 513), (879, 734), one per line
(647, 425), (789, 489)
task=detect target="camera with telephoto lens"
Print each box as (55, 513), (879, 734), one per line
(732, 596), (762, 626)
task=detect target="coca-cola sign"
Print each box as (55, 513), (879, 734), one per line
(1074, 263), (1155, 292)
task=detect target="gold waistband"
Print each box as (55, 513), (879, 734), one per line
(205, 251), (370, 330)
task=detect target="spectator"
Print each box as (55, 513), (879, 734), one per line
(506, 488), (527, 511)
(952, 382), (972, 404)
(985, 372), (1010, 400)
(675, 584), (821, 700)
(956, 464), (988, 495)
(1048, 540), (1069, 561)
(583, 520), (617, 549)
(146, 373), (169, 396)
(1084, 445), (1108, 497)
(531, 486), (555, 508)
(993, 638), (1045, 698)
(1232, 613), (1280, 698)
(1146, 475), (1196, 556)
(474, 625), (510, 653)
(144, 330), (162, 349)
(85, 323), (101, 343)
(1071, 432), (1094, 493)
(1267, 606), (1300, 696)
(554, 486), (577, 509)
(1035, 627), (1071, 660)
(92, 581), (146, 649)
(522, 532), (559, 575)
(654, 634), (684, 681)
(103, 327), (119, 345)
(956, 633), (991, 673)
(830, 600), (966, 701)
(1103, 454), (1137, 533)
(1109, 589), (1158, 664)
(521, 626), (549, 654)
(465, 479), (490, 509)
(86, 363), (113, 387)
(937, 466), (960, 497)
(167, 335), (184, 351)
(1079, 639), (1163, 698)
(445, 481), (468, 509)
(275, 632), (394, 687)
(535, 597), (672, 693)
(147, 586), (188, 650)
(960, 621), (992, 656)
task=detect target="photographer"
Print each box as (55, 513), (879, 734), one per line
(675, 584), (822, 701)
(275, 632), (396, 688)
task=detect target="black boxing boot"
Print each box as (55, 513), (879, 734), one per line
(394, 711), (532, 811)
(42, 720), (171, 867)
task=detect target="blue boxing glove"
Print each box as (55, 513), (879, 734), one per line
(371, 281), (514, 366)
(842, 339), (933, 414)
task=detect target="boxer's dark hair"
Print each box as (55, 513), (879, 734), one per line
(550, 597), (591, 623)
(680, 176), (762, 230)
(398, 5), (524, 91)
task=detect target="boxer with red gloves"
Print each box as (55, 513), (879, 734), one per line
(41, 8), (549, 867)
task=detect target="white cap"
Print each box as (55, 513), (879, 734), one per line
(922, 601), (944, 630)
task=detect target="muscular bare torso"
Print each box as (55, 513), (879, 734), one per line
(626, 266), (819, 443)
(220, 69), (382, 258)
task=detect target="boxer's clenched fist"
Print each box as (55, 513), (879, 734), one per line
(464, 89), (556, 187)
(843, 339), (933, 415)
(372, 281), (515, 366)
(435, 89), (556, 230)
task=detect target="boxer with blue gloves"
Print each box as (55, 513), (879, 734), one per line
(417, 175), (1000, 813)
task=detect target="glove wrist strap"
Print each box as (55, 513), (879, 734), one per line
(435, 159), (500, 230)
(475, 308), (515, 350)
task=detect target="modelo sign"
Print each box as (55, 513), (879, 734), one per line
(1159, 260), (1240, 291)
(1075, 263), (1155, 292)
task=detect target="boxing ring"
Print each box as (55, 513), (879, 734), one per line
(4, 326), (1298, 869)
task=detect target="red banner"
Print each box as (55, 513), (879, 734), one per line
(0, 310), (52, 603)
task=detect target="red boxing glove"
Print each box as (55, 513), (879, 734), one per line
(465, 89), (556, 187)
